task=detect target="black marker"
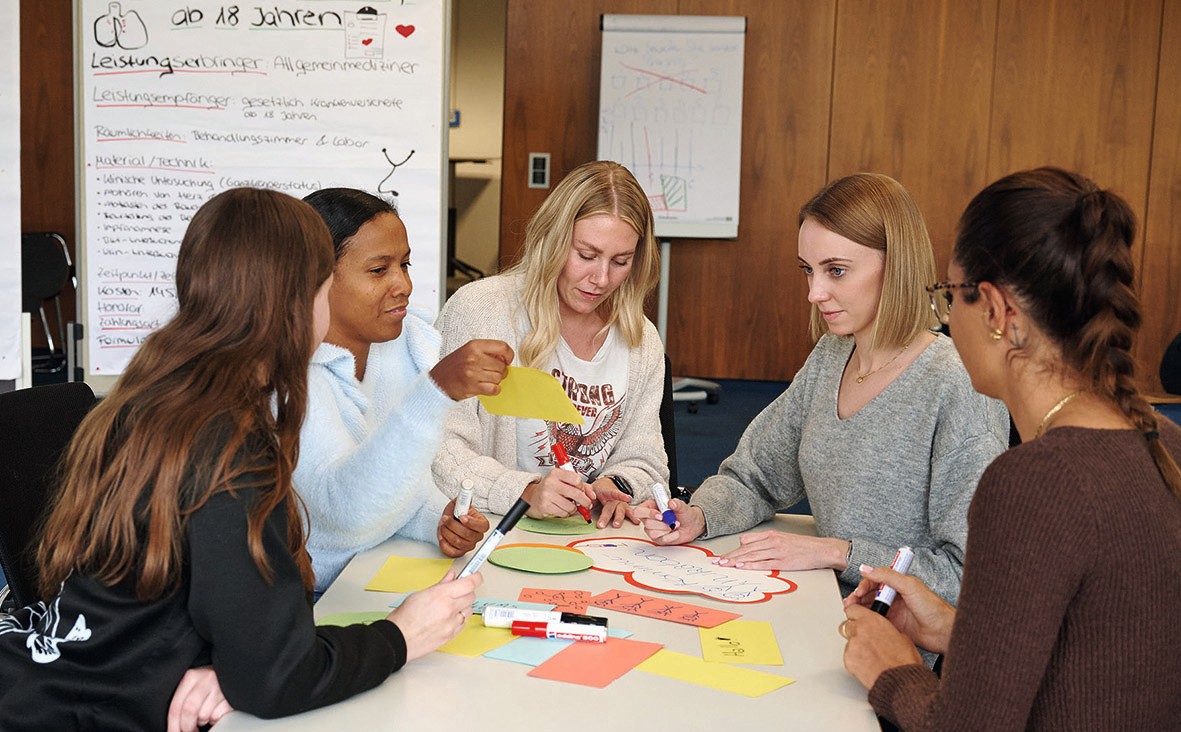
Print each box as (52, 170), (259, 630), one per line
(458, 497), (530, 578)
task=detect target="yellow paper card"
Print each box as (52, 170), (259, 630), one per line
(437, 616), (516, 657)
(699, 620), (783, 665)
(636, 650), (795, 698)
(364, 556), (454, 593)
(477, 366), (585, 424)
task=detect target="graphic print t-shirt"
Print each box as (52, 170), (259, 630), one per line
(515, 328), (628, 480)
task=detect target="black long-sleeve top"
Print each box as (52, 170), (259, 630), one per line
(0, 473), (406, 730)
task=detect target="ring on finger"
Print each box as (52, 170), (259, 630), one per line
(838, 619), (852, 639)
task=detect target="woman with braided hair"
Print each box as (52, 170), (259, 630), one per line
(841, 167), (1181, 730)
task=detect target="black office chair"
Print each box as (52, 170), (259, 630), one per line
(661, 354), (688, 502)
(21, 233), (75, 374)
(0, 382), (97, 611)
(1160, 332), (1181, 395)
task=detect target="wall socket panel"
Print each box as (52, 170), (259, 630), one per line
(527, 152), (551, 189)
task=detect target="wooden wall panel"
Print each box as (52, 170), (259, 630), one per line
(990, 0), (1165, 389)
(502, 0), (836, 381)
(668, 0), (835, 380)
(988, 1), (1160, 217)
(828, 0), (997, 274)
(501, 0), (677, 270)
(1140, 0), (1181, 392)
(21, 0), (76, 348)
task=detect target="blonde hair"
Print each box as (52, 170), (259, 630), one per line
(507, 161), (660, 369)
(797, 173), (936, 350)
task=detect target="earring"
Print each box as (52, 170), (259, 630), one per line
(990, 329), (1003, 341)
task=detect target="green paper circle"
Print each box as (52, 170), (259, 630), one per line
(488, 545), (594, 574)
(517, 515), (599, 535)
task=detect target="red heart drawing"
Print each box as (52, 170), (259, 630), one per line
(395, 24), (415, 38)
(361, 38), (373, 46)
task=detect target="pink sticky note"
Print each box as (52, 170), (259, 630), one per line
(588, 589), (741, 628)
(528, 637), (662, 688)
(518, 588), (591, 613)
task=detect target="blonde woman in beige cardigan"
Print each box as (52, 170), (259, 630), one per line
(432, 161), (667, 528)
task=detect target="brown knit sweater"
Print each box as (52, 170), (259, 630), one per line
(869, 423), (1181, 730)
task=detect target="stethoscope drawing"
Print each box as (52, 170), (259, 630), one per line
(377, 147), (415, 197)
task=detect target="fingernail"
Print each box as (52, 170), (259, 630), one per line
(735, 562), (744, 568)
(859, 564), (872, 573)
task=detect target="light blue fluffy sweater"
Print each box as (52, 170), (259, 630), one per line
(295, 310), (455, 593)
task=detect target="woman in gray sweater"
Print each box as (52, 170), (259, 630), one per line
(639, 173), (1009, 603)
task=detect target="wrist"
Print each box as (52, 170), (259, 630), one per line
(841, 539), (853, 571)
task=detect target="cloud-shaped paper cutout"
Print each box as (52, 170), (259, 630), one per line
(568, 537), (796, 604)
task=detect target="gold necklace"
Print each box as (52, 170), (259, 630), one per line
(854, 340), (913, 384)
(1035, 390), (1083, 439)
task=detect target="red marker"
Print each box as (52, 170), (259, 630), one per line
(550, 441), (592, 523)
(511, 620), (606, 643)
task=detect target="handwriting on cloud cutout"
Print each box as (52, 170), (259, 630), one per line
(568, 537), (797, 604)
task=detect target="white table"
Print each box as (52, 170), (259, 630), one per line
(216, 515), (877, 731)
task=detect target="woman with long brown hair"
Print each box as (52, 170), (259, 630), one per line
(842, 167), (1181, 729)
(0, 188), (481, 730)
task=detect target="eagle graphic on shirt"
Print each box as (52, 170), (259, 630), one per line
(547, 396), (625, 476)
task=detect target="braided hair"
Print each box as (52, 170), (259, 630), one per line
(954, 166), (1181, 497)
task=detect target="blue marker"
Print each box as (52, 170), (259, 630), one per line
(651, 483), (676, 530)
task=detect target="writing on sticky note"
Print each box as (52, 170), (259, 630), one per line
(365, 555), (454, 593)
(518, 588), (591, 613)
(700, 620), (783, 665)
(477, 366), (585, 424)
(589, 589), (741, 628)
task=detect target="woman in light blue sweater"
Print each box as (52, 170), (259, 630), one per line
(297, 188), (513, 592)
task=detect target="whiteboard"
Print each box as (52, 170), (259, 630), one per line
(0, 2), (20, 381)
(598, 15), (745, 239)
(76, 0), (448, 389)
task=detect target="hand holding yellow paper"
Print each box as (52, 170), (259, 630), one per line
(700, 620), (784, 665)
(477, 366), (585, 424)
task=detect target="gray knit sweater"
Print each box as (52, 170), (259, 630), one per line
(690, 334), (1009, 601)
(432, 273), (669, 514)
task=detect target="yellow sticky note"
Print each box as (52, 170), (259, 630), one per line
(699, 620), (784, 665)
(477, 366), (585, 424)
(437, 616), (516, 657)
(364, 556), (454, 593)
(636, 650), (795, 697)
